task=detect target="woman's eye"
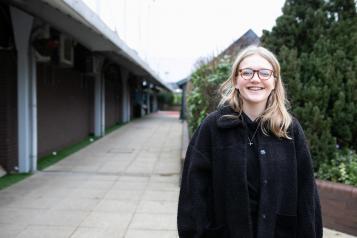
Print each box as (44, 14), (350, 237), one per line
(242, 70), (253, 76)
(259, 70), (272, 78)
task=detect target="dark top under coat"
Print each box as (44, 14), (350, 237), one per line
(242, 112), (261, 237)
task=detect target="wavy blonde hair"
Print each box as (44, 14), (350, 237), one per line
(219, 45), (292, 138)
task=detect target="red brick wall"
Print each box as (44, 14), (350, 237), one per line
(37, 63), (94, 157)
(0, 50), (18, 172)
(105, 65), (122, 128)
(128, 75), (140, 120)
(316, 179), (357, 236)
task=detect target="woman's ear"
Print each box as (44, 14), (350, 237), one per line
(273, 77), (277, 90)
(234, 76), (239, 90)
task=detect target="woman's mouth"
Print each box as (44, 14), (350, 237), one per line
(247, 86), (264, 91)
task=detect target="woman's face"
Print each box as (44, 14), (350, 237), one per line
(235, 54), (275, 108)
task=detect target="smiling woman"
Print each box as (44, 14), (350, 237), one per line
(235, 55), (276, 120)
(219, 46), (292, 138)
(177, 46), (323, 238)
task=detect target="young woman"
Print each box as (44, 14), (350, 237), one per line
(177, 46), (322, 238)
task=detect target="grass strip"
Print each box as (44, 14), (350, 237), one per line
(37, 136), (98, 170)
(39, 120), (126, 170)
(0, 173), (31, 190)
(0, 121), (126, 189)
(105, 122), (125, 134)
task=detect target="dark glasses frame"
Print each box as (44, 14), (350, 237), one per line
(238, 68), (274, 80)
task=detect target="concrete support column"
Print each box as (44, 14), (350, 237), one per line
(147, 92), (151, 114)
(180, 84), (187, 120)
(29, 48), (37, 171)
(101, 76), (105, 134)
(120, 68), (130, 123)
(11, 7), (34, 172)
(93, 56), (105, 137)
(141, 91), (146, 117)
(153, 94), (158, 112)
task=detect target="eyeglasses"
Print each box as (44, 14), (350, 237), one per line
(238, 68), (274, 80)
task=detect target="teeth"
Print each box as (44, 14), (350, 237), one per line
(248, 87), (263, 90)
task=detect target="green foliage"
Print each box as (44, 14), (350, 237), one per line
(158, 91), (182, 107)
(187, 58), (231, 134)
(158, 92), (175, 106)
(173, 93), (182, 106)
(318, 149), (357, 186)
(262, 0), (357, 180)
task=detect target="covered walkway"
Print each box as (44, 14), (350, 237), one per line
(0, 111), (354, 237)
(0, 111), (181, 237)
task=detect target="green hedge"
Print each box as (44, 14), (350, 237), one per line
(187, 57), (231, 134)
(158, 92), (181, 107)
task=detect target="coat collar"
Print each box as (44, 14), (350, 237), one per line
(216, 105), (244, 129)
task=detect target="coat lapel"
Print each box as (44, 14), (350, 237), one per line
(216, 106), (244, 129)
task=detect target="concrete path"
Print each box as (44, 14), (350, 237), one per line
(0, 111), (181, 238)
(0, 111), (355, 237)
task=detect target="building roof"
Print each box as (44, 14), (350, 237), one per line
(6, 0), (171, 91)
(176, 77), (190, 87)
(176, 29), (260, 88)
(214, 29), (260, 63)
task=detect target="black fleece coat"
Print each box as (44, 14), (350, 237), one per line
(177, 106), (323, 238)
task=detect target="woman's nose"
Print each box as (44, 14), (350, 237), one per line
(250, 72), (260, 82)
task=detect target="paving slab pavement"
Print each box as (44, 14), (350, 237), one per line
(0, 111), (181, 238)
(0, 111), (355, 238)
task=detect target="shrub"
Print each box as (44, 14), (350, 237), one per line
(187, 57), (231, 134)
(318, 149), (357, 186)
(158, 92), (174, 106)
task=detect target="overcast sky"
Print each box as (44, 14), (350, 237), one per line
(82, 0), (286, 82)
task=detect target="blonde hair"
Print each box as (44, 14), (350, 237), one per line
(219, 45), (292, 138)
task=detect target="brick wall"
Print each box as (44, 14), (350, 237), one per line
(0, 50), (18, 172)
(37, 63), (94, 157)
(128, 75), (140, 120)
(105, 65), (122, 128)
(316, 179), (357, 236)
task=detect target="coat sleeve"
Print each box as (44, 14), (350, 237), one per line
(177, 117), (215, 238)
(293, 119), (323, 238)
